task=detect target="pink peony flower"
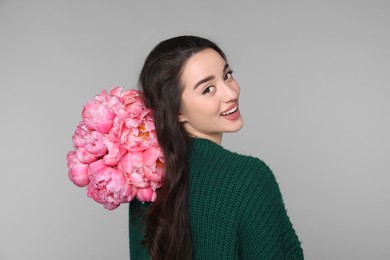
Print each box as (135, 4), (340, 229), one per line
(87, 164), (133, 210)
(72, 123), (107, 157)
(82, 89), (121, 133)
(67, 87), (165, 210)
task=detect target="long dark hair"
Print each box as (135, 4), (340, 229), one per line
(138, 35), (226, 260)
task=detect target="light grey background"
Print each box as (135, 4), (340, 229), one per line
(1, 1), (389, 259)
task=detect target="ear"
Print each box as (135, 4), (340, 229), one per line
(178, 113), (188, 123)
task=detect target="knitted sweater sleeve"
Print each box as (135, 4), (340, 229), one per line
(238, 159), (304, 259)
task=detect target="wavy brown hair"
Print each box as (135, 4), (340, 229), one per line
(138, 35), (226, 260)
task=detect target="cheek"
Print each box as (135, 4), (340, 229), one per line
(189, 100), (218, 120)
(180, 96), (204, 120)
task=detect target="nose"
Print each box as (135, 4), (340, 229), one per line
(221, 81), (239, 103)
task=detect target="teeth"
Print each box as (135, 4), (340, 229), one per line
(221, 106), (237, 116)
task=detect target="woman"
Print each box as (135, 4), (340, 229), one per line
(129, 35), (304, 259)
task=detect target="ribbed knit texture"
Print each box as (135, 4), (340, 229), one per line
(129, 138), (303, 259)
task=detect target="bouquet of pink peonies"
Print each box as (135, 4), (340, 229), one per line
(66, 87), (165, 210)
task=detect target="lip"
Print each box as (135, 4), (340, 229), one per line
(220, 102), (238, 116)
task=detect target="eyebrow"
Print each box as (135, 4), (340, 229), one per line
(193, 63), (230, 89)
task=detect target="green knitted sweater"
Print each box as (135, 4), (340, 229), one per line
(129, 138), (303, 259)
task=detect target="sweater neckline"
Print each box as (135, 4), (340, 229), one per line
(190, 137), (222, 155)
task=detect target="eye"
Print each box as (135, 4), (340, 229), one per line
(202, 85), (215, 95)
(224, 70), (234, 81)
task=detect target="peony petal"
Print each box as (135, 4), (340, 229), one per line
(110, 86), (123, 98)
(118, 152), (134, 173)
(102, 140), (122, 166)
(88, 159), (106, 175)
(119, 151), (143, 173)
(129, 173), (148, 188)
(76, 148), (97, 164)
(68, 164), (90, 187)
(137, 188), (155, 202)
(143, 166), (162, 182)
(104, 202), (120, 210)
(87, 183), (105, 204)
(66, 151), (79, 168)
(142, 147), (160, 165)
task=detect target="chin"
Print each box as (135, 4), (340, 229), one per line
(227, 119), (244, 133)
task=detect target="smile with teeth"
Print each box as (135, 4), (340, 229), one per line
(221, 105), (238, 116)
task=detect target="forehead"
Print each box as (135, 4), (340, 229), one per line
(181, 48), (226, 86)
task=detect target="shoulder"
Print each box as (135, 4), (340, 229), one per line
(219, 143), (275, 183)
(228, 151), (278, 197)
(190, 138), (276, 191)
(215, 145), (283, 204)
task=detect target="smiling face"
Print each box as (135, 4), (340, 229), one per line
(179, 48), (243, 144)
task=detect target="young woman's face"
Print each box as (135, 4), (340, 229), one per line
(179, 48), (243, 144)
